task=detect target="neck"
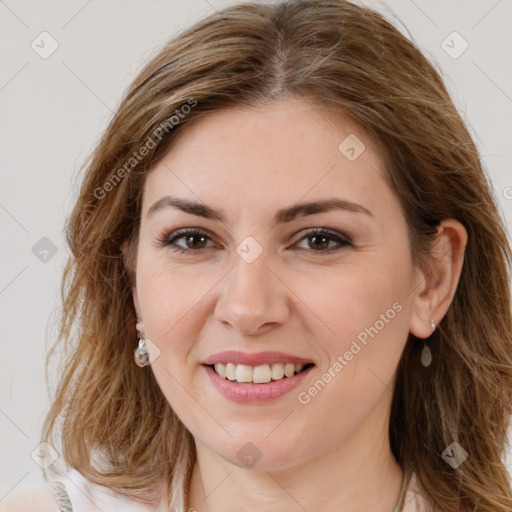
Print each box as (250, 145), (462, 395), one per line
(187, 399), (404, 512)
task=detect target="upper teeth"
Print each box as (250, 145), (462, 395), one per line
(213, 363), (305, 383)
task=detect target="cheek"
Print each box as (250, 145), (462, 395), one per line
(296, 262), (411, 423)
(135, 261), (209, 416)
(291, 264), (409, 432)
(300, 261), (408, 353)
(136, 251), (205, 336)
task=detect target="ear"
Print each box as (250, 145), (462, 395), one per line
(132, 288), (147, 338)
(409, 219), (468, 338)
(120, 239), (135, 285)
(132, 286), (142, 320)
(121, 240), (144, 335)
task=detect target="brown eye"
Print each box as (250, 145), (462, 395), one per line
(159, 228), (215, 254)
(294, 228), (353, 253)
(307, 233), (331, 251)
(180, 233), (209, 250)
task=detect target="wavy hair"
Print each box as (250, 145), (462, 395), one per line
(42, 1), (512, 510)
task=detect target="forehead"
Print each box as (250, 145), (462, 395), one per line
(141, 97), (393, 221)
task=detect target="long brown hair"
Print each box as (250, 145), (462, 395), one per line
(43, 1), (512, 510)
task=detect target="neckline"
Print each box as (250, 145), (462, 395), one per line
(185, 469), (414, 512)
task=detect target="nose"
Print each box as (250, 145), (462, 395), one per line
(214, 250), (290, 337)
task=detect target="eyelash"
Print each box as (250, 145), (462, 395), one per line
(157, 227), (353, 255)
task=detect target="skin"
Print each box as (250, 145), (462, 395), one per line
(130, 97), (467, 512)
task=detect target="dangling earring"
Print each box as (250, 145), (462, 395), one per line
(134, 318), (150, 367)
(134, 319), (160, 366)
(420, 319), (436, 367)
(134, 338), (150, 367)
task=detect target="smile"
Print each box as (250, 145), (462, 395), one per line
(211, 362), (314, 384)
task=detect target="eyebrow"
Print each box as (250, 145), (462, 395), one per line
(146, 195), (373, 223)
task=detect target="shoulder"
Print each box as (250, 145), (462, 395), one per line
(0, 488), (61, 512)
(1, 470), (168, 512)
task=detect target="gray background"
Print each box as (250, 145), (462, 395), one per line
(1, 0), (511, 497)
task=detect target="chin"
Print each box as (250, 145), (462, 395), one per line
(206, 433), (310, 472)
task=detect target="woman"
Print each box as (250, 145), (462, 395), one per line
(3, 0), (511, 511)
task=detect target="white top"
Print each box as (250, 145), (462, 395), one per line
(46, 468), (432, 511)
(47, 470), (168, 512)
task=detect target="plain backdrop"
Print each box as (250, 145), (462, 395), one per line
(1, 0), (511, 498)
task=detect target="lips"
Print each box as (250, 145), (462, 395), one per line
(202, 350), (315, 367)
(202, 363), (315, 404)
(201, 351), (316, 403)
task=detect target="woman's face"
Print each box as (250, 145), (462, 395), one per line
(132, 97), (424, 470)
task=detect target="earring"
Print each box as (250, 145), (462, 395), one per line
(136, 318), (144, 338)
(420, 319), (435, 367)
(134, 338), (150, 367)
